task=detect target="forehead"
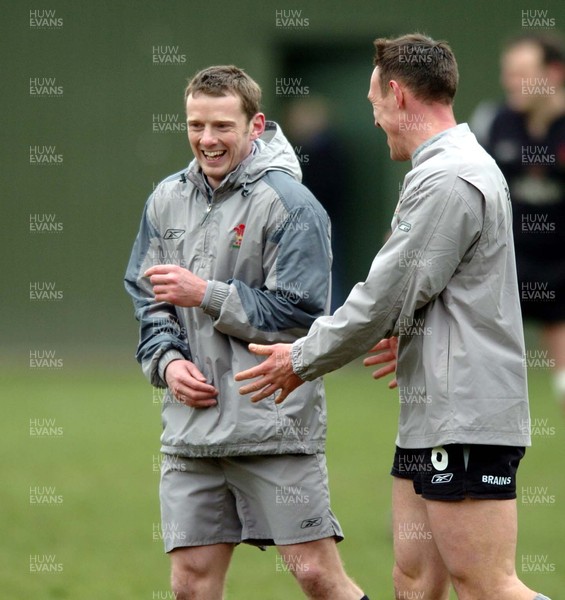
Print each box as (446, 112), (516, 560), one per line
(186, 92), (246, 120)
(502, 43), (543, 70)
(368, 67), (382, 97)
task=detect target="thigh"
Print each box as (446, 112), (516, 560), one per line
(224, 453), (343, 546)
(159, 455), (242, 552)
(392, 476), (448, 578)
(170, 543), (235, 573)
(425, 497), (519, 586)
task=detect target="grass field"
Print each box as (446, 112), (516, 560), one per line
(3, 360), (564, 599)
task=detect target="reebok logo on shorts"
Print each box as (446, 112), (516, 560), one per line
(301, 517), (322, 529)
(482, 475), (512, 485)
(431, 473), (453, 484)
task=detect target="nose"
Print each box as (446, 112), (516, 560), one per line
(200, 125), (217, 146)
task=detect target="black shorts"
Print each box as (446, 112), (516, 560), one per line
(391, 444), (526, 500)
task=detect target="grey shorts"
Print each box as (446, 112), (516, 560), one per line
(159, 453), (344, 553)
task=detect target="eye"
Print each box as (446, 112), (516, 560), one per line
(188, 123), (203, 131)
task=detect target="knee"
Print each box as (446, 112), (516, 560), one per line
(290, 561), (333, 597)
(170, 558), (208, 600)
(393, 561), (419, 598)
(393, 561), (449, 600)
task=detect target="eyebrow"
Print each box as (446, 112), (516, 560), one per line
(186, 118), (236, 125)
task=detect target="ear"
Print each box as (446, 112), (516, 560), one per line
(249, 113), (266, 140)
(389, 80), (405, 109)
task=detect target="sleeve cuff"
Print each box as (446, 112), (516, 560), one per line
(158, 349), (186, 382)
(291, 338), (310, 379)
(200, 280), (231, 318)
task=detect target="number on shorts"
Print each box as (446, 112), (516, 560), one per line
(431, 446), (448, 471)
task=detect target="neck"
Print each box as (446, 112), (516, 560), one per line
(404, 103), (457, 158)
(525, 89), (565, 138)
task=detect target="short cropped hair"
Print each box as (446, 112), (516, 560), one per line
(373, 34), (458, 105)
(184, 65), (262, 121)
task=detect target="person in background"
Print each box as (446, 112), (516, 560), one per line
(471, 32), (565, 411)
(285, 97), (348, 311)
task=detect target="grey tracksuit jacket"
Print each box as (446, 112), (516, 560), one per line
(292, 124), (532, 449)
(125, 122), (332, 457)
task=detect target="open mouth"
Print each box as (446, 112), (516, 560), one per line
(202, 149), (226, 162)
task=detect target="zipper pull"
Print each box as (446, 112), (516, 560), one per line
(200, 203), (212, 226)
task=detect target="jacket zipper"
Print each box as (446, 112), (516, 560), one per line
(200, 202), (212, 226)
(200, 191), (214, 226)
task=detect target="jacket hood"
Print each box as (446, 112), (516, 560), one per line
(186, 121), (302, 194)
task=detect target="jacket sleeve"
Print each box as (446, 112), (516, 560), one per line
(200, 203), (332, 344)
(291, 175), (485, 380)
(124, 195), (191, 387)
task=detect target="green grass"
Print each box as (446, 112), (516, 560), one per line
(2, 362), (563, 599)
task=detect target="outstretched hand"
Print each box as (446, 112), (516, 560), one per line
(235, 343), (304, 404)
(364, 337), (398, 389)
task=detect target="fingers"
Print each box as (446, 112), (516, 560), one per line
(176, 392), (218, 409)
(235, 364), (267, 382)
(144, 264), (179, 277)
(275, 389), (291, 404)
(363, 350), (395, 367)
(173, 383), (218, 408)
(166, 360), (218, 408)
(367, 338), (392, 353)
(250, 385), (279, 403)
(248, 343), (275, 356)
(371, 362), (396, 380)
(173, 379), (217, 398)
(238, 376), (271, 396)
(185, 361), (209, 383)
(176, 367), (218, 395)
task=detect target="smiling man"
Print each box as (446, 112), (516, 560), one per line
(124, 66), (368, 600)
(236, 35), (553, 600)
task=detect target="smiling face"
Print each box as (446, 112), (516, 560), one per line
(368, 67), (408, 161)
(186, 92), (265, 189)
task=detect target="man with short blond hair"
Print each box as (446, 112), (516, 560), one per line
(125, 65), (368, 600)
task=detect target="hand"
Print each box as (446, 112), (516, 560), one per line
(165, 360), (218, 408)
(144, 264), (207, 307)
(235, 343), (304, 404)
(363, 337), (398, 389)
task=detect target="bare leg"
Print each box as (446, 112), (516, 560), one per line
(169, 543), (234, 600)
(426, 497), (537, 600)
(392, 477), (450, 599)
(277, 537), (365, 599)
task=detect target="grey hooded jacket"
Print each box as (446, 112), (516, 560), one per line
(125, 122), (332, 457)
(292, 124), (531, 449)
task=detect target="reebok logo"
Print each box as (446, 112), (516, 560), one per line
(163, 229), (185, 240)
(301, 517), (322, 529)
(431, 473), (453, 484)
(482, 475), (511, 485)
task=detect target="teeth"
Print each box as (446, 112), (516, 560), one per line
(203, 150), (225, 158)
